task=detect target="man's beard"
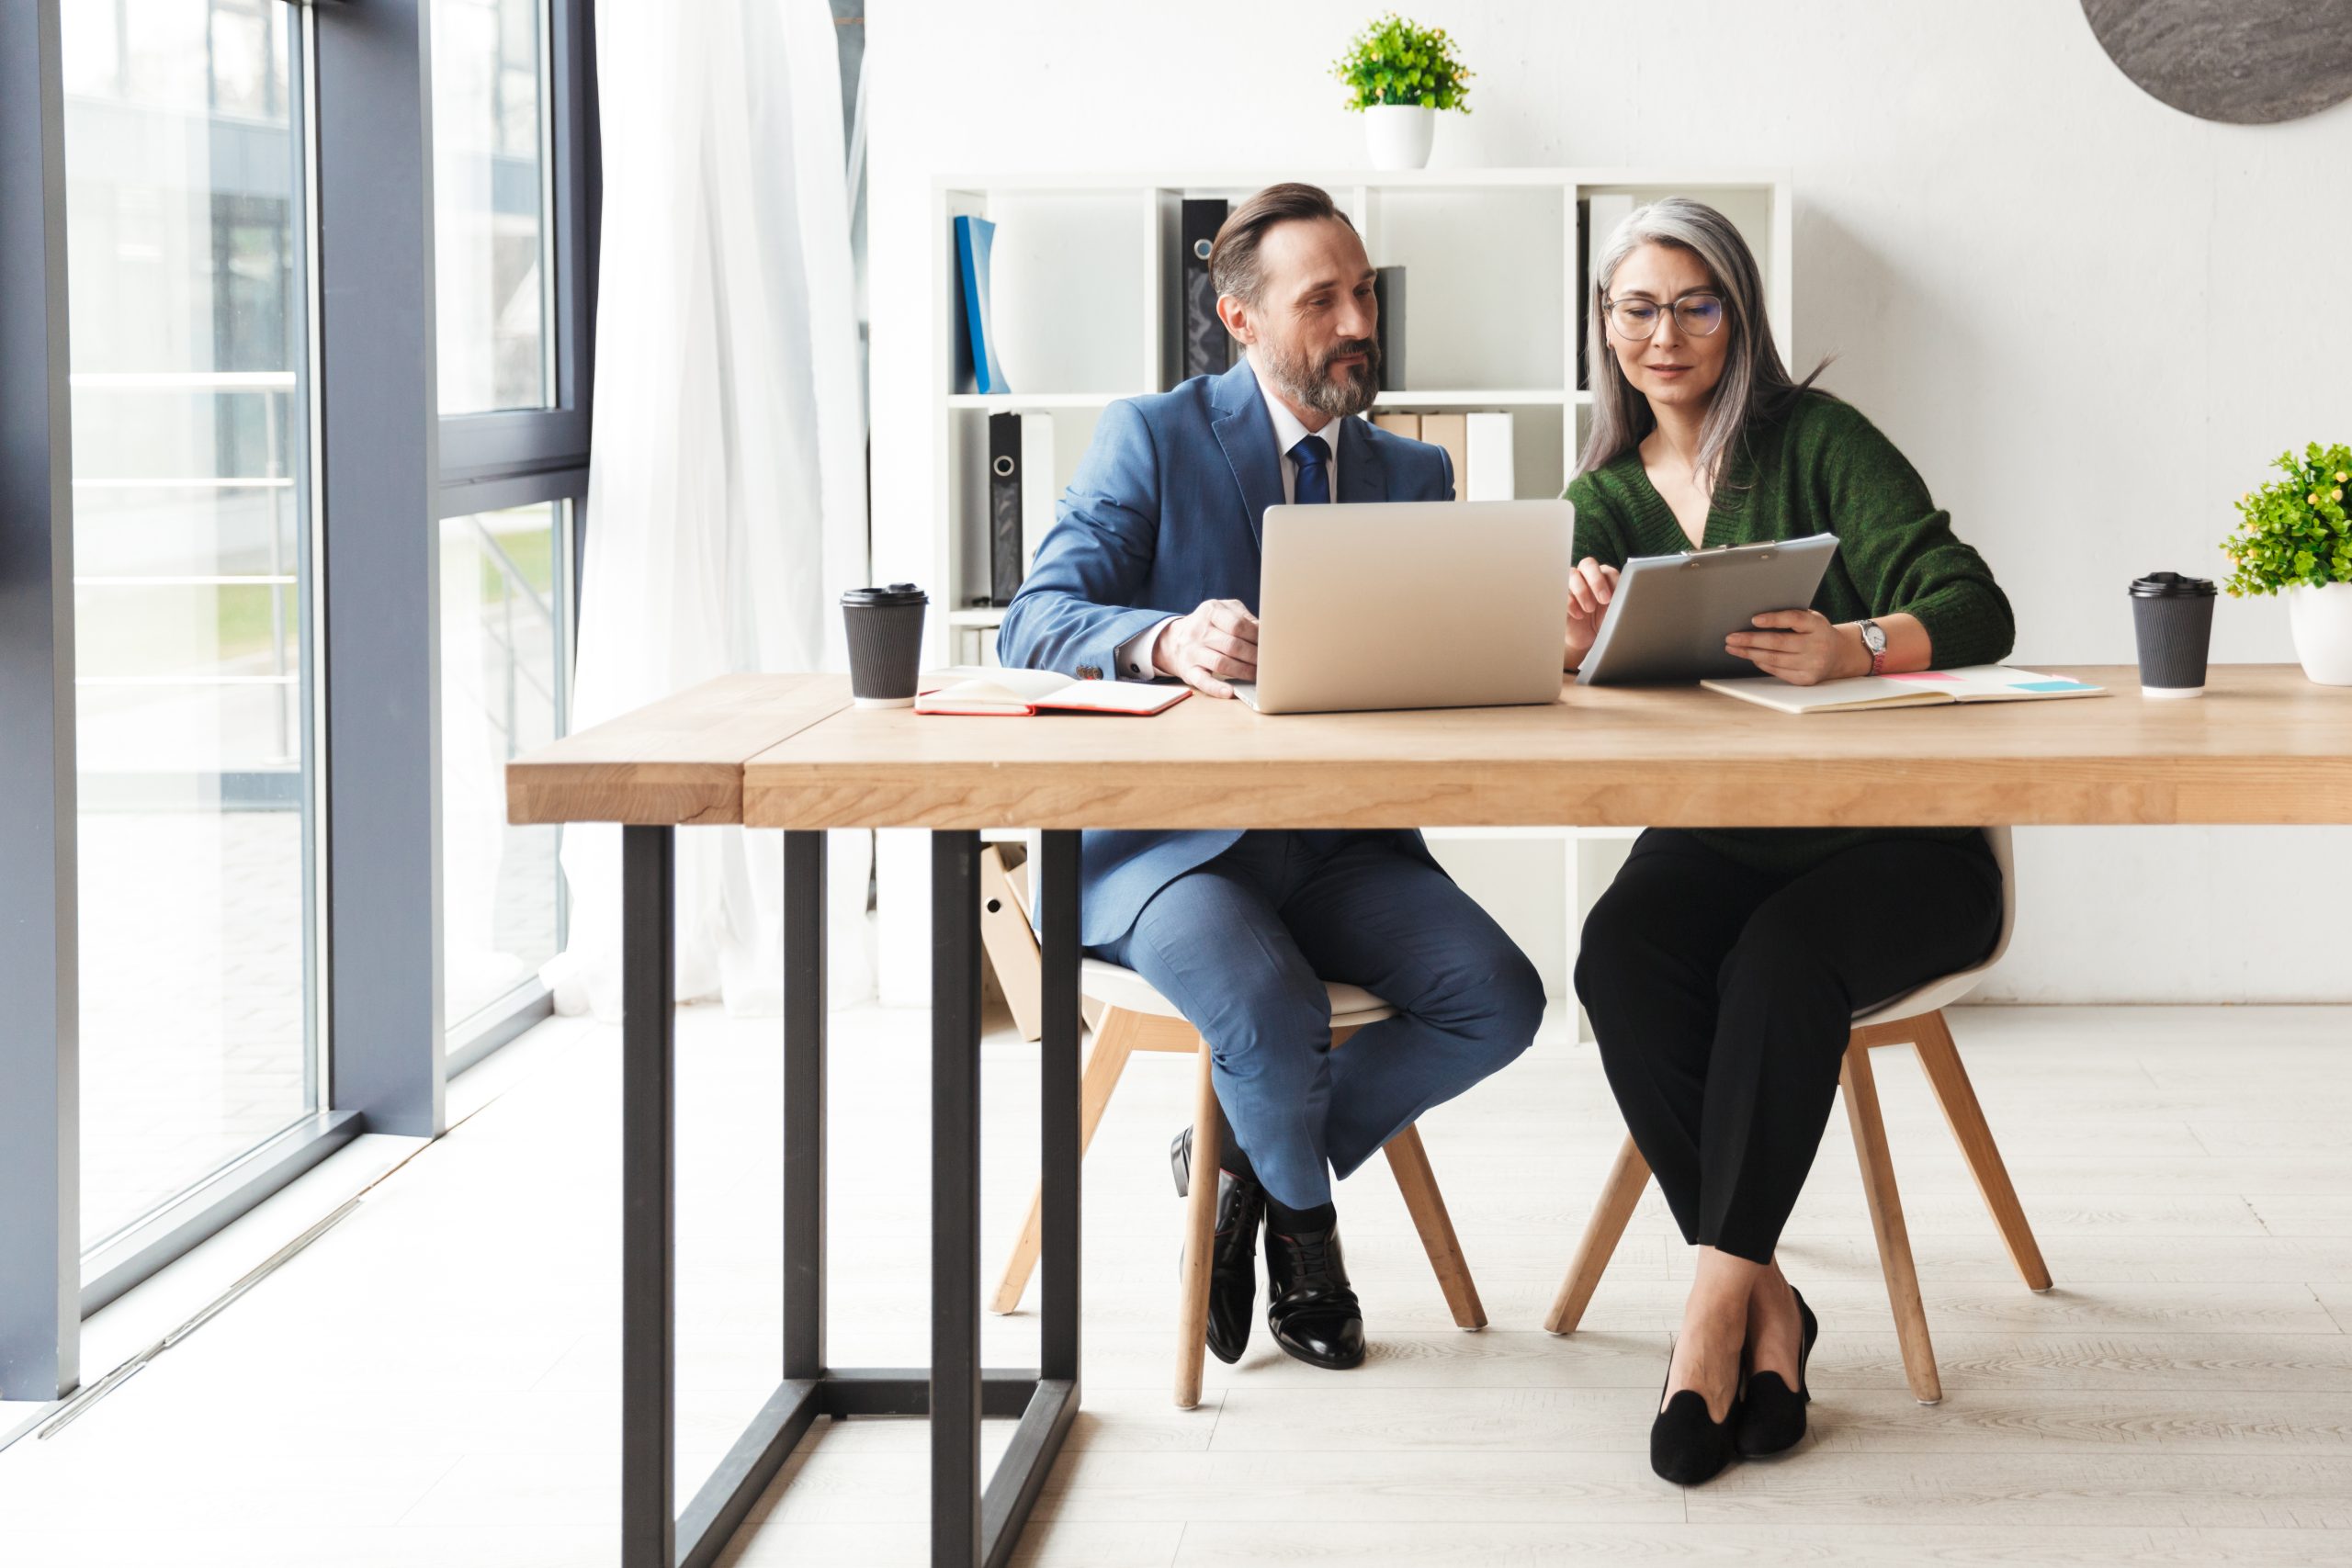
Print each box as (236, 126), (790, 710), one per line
(1264, 334), (1381, 420)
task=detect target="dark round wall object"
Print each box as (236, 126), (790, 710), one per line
(2081, 0), (2352, 124)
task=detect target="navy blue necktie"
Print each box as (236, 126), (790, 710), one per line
(1289, 434), (1331, 505)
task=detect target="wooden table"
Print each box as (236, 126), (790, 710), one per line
(741, 664), (2352, 829)
(513, 663), (2352, 1568)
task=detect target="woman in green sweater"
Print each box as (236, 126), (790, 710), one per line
(1564, 197), (2010, 1484)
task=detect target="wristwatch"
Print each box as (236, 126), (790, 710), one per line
(1857, 618), (1889, 677)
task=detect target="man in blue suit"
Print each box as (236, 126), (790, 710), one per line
(999, 184), (1544, 1371)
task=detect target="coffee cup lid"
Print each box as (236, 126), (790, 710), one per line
(841, 582), (928, 608)
(2129, 571), (2216, 599)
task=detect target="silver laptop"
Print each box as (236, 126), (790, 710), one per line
(1232, 499), (1574, 715)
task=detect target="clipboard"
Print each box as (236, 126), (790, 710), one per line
(1575, 532), (1839, 685)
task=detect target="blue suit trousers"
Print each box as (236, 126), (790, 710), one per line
(1093, 829), (1545, 1209)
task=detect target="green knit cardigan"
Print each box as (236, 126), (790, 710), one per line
(1565, 389), (2014, 873)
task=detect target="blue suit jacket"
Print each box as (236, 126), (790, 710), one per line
(997, 358), (1455, 946)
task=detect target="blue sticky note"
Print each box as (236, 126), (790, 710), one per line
(2013, 680), (2091, 692)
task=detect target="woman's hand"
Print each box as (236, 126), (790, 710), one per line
(1563, 558), (1621, 671)
(1725, 609), (1870, 686)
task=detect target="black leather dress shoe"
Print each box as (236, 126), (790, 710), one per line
(1263, 1223), (1366, 1370)
(1170, 1126), (1263, 1364)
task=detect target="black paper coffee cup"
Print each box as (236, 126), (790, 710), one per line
(841, 583), (928, 707)
(2129, 571), (2216, 699)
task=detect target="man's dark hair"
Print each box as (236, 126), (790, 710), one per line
(1208, 182), (1357, 307)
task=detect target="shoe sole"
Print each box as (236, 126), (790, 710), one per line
(1269, 1335), (1365, 1371)
(1651, 1450), (1737, 1485)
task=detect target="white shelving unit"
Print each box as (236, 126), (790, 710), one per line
(884, 167), (1793, 1010)
(922, 167), (1792, 658)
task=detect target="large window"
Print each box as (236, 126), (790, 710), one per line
(432, 0), (550, 414)
(431, 0), (587, 1055)
(61, 0), (318, 1247)
(440, 502), (568, 1029)
(3, 0), (599, 1399)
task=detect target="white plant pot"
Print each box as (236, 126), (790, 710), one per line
(1363, 104), (1436, 171)
(2288, 581), (2352, 685)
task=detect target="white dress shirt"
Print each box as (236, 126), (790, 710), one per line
(1112, 372), (1341, 679)
(1260, 381), (1342, 507)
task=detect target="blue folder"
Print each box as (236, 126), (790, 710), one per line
(956, 215), (1008, 395)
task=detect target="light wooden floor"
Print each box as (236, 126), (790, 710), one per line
(6, 1000), (2352, 1566)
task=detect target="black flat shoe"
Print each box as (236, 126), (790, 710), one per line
(1263, 1223), (1365, 1370)
(1650, 1371), (1739, 1485)
(1171, 1126), (1263, 1365)
(1735, 1285), (1818, 1458)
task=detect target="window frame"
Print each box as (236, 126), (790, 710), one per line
(435, 0), (595, 484)
(431, 0), (598, 1063)
(0, 0), (600, 1398)
(438, 469), (585, 1064)
(0, 0), (85, 1403)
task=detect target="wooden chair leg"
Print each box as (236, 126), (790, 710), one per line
(1383, 1125), (1486, 1330)
(977, 845), (1045, 1043)
(1545, 1135), (1650, 1335)
(1174, 1040), (1222, 1409)
(1911, 1010), (2052, 1292)
(1843, 1041), (1942, 1404)
(989, 1009), (1140, 1315)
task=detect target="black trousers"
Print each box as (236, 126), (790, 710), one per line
(1574, 829), (2003, 1264)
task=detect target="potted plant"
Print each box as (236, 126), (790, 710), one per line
(2221, 441), (2352, 684)
(1331, 14), (1473, 171)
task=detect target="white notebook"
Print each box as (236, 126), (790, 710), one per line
(915, 666), (1186, 717)
(1701, 665), (2107, 715)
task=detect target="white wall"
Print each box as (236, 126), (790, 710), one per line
(868, 0), (2352, 1003)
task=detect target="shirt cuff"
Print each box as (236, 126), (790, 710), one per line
(1114, 618), (1177, 680)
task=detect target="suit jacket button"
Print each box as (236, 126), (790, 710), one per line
(1078, 664), (1102, 681)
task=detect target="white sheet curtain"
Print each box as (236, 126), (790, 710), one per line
(548, 0), (872, 1019)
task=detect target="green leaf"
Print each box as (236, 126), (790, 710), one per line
(2220, 440), (2352, 590)
(1335, 11), (1472, 112)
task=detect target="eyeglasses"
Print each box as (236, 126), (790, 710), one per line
(1604, 293), (1726, 341)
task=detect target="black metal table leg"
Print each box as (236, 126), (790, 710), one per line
(1035, 831), (1082, 1386)
(623, 827), (1079, 1568)
(672, 832), (831, 1568)
(783, 830), (828, 1382)
(939, 831), (1084, 1568)
(975, 831), (1083, 1559)
(621, 826), (677, 1568)
(932, 831), (985, 1564)
(622, 828), (831, 1568)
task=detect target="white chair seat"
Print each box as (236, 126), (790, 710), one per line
(1851, 965), (1992, 1029)
(1848, 826), (2018, 1029)
(1080, 958), (1396, 1030)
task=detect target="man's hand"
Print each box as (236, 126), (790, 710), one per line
(1725, 609), (1871, 686)
(1562, 558), (1621, 671)
(1154, 598), (1260, 698)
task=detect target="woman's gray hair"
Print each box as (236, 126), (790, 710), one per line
(1573, 196), (1826, 485)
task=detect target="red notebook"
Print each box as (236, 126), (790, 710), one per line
(914, 667), (1188, 717)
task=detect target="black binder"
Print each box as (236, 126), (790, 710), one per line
(1374, 265), (1407, 390)
(1181, 198), (1230, 382)
(1575, 198), (1590, 390)
(987, 412), (1023, 605)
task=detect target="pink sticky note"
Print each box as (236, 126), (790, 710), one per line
(1885, 671), (1961, 682)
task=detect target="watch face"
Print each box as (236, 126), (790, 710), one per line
(1862, 621), (1888, 653)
